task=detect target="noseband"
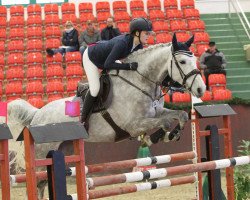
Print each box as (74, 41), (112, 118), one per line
(171, 50), (201, 91)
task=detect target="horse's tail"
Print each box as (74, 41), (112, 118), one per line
(7, 99), (38, 173)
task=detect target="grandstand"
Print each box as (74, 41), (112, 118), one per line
(0, 0), (250, 107)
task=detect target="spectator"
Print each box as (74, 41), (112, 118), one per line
(200, 41), (227, 88)
(101, 17), (121, 40)
(79, 20), (101, 55)
(46, 21), (79, 56)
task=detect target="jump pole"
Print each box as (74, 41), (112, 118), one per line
(10, 151), (196, 184)
(86, 156), (250, 188)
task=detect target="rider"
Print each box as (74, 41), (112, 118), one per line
(81, 17), (153, 123)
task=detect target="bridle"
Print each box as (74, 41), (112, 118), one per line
(170, 50), (201, 91)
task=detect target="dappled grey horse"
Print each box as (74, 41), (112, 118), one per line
(7, 34), (206, 198)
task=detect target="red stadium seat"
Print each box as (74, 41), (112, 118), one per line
(114, 11), (130, 23)
(7, 53), (24, 68)
(0, 29), (6, 40)
(27, 4), (41, 16)
(194, 32), (210, 44)
(27, 96), (45, 108)
(147, 0), (161, 11)
(172, 92), (191, 103)
(0, 6), (7, 17)
(44, 14), (60, 26)
(62, 14), (77, 24)
(164, 93), (170, 103)
(45, 26), (61, 39)
(170, 20), (187, 32)
(9, 16), (25, 28)
(166, 9), (183, 20)
(175, 32), (191, 43)
(79, 13), (95, 26)
(26, 52), (43, 67)
(47, 94), (64, 102)
(45, 38), (61, 49)
(26, 39), (43, 52)
(131, 10), (148, 19)
(156, 33), (172, 43)
(113, 1), (127, 12)
(65, 52), (82, 64)
(0, 54), (4, 68)
(149, 10), (165, 22)
(46, 65), (64, 81)
(7, 40), (24, 53)
(208, 74), (226, 91)
(190, 46), (197, 55)
(26, 66), (44, 82)
(153, 21), (169, 33)
(180, 0), (195, 9)
(46, 81), (64, 98)
(117, 22), (129, 33)
(97, 12), (111, 23)
(164, 0), (178, 10)
(96, 2), (110, 13)
(46, 53), (63, 64)
(66, 79), (80, 95)
(44, 4), (58, 15)
(187, 20), (205, 32)
(9, 28), (25, 40)
(61, 3), (75, 14)
(213, 89), (232, 101)
(196, 44), (209, 57)
(0, 68), (3, 83)
(201, 90), (212, 101)
(27, 27), (43, 39)
(5, 82), (23, 98)
(10, 5), (24, 16)
(147, 35), (155, 45)
(183, 8), (200, 20)
(79, 3), (93, 14)
(66, 64), (84, 78)
(0, 41), (4, 53)
(0, 17), (6, 28)
(6, 68), (24, 83)
(27, 15), (43, 27)
(130, 0), (144, 11)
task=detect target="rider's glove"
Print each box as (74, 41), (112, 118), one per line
(129, 62), (138, 70)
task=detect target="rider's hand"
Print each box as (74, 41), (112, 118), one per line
(129, 62), (138, 70)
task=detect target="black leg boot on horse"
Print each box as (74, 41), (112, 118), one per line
(81, 90), (97, 130)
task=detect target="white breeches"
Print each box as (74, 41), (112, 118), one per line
(82, 48), (100, 97)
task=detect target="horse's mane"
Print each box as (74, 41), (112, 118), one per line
(127, 43), (172, 60)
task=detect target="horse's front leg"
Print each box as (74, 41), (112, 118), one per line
(138, 108), (189, 146)
(157, 108), (189, 129)
(125, 117), (171, 138)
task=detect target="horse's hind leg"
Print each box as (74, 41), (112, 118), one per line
(37, 180), (47, 200)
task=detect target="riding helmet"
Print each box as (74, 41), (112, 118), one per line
(129, 18), (153, 34)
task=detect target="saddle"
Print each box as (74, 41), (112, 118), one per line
(76, 74), (113, 113)
(76, 73), (131, 142)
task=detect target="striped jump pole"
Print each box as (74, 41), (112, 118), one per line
(66, 175), (196, 200)
(87, 156), (250, 188)
(10, 151), (196, 185)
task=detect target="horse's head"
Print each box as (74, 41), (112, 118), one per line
(167, 33), (206, 98)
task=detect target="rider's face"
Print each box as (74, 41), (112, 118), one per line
(139, 31), (151, 44)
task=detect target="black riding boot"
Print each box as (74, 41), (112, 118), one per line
(81, 90), (97, 124)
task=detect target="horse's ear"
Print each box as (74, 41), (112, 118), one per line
(172, 33), (178, 51)
(185, 35), (194, 47)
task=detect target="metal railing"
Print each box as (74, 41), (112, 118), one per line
(228, 0), (250, 39)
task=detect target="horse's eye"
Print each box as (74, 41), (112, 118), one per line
(180, 60), (186, 64)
